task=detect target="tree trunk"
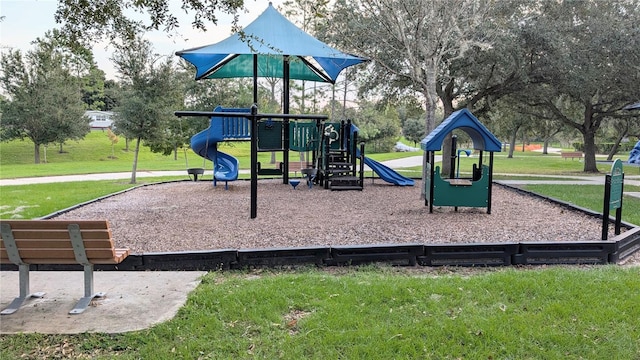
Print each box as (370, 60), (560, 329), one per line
(607, 122), (628, 161)
(441, 133), (454, 177)
(422, 60), (439, 186)
(542, 138), (549, 154)
(130, 136), (142, 184)
(508, 125), (520, 159)
(582, 129), (599, 173)
(34, 143), (41, 164)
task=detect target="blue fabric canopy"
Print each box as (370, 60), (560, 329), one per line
(420, 109), (502, 152)
(176, 3), (367, 83)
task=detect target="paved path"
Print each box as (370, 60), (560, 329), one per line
(0, 155), (429, 186)
(1, 155), (639, 199)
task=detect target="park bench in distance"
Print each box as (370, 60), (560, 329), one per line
(560, 151), (583, 160)
(0, 220), (129, 315)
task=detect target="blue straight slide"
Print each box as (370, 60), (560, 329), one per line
(361, 153), (415, 186)
(191, 118), (239, 189)
(349, 124), (414, 186)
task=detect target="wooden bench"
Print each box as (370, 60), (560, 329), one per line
(0, 220), (129, 315)
(560, 151), (583, 160)
(446, 179), (473, 186)
(280, 161), (314, 176)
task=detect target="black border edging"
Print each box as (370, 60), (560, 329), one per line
(3, 180), (639, 272)
(418, 243), (519, 267)
(609, 227), (640, 263)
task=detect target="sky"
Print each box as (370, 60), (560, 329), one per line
(0, 0), (285, 79)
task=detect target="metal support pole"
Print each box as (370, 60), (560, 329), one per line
(450, 135), (457, 179)
(487, 152), (494, 214)
(283, 56), (290, 184)
(251, 104), (259, 219)
(602, 174), (611, 240)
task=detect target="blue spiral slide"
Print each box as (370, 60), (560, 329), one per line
(190, 118), (239, 189)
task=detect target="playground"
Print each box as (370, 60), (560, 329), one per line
(52, 179), (626, 255)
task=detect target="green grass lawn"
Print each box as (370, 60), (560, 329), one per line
(0, 132), (422, 179)
(522, 184), (640, 226)
(2, 138), (640, 357)
(1, 266), (639, 359)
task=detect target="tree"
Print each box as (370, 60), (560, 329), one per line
(81, 67), (107, 110)
(354, 101), (401, 153)
(106, 128), (119, 159)
(403, 117), (425, 147)
(327, 0), (518, 181)
(0, 30), (89, 163)
(103, 79), (121, 111)
(519, 0), (640, 172)
(112, 37), (183, 183)
(54, 0), (244, 46)
(328, 0), (493, 137)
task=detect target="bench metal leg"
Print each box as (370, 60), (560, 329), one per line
(69, 264), (106, 314)
(1, 265), (45, 315)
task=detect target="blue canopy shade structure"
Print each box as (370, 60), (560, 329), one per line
(420, 109), (502, 152)
(176, 3), (367, 84)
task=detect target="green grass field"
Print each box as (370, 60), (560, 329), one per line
(2, 134), (640, 358)
(1, 267), (639, 359)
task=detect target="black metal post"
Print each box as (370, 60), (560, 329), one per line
(487, 152), (494, 214)
(283, 56), (290, 184)
(252, 54), (258, 105)
(429, 151), (435, 213)
(250, 104), (258, 219)
(615, 174), (624, 235)
(602, 174), (611, 240)
(450, 135), (457, 179)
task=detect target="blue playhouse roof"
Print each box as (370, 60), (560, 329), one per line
(420, 109), (502, 152)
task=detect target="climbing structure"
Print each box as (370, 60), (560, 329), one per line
(191, 107), (413, 191)
(315, 120), (364, 190)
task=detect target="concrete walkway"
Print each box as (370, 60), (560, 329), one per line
(0, 156), (429, 186)
(2, 155), (639, 199)
(0, 271), (206, 334)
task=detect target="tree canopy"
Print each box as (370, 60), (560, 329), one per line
(517, 0), (640, 171)
(0, 30), (90, 163)
(54, 0), (244, 46)
(112, 37), (184, 183)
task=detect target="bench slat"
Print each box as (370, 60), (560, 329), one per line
(0, 249), (130, 265)
(1, 248), (116, 260)
(1, 238), (116, 249)
(4, 229), (113, 240)
(0, 220), (110, 230)
(0, 220), (128, 266)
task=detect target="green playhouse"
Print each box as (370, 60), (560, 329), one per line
(421, 109), (502, 214)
